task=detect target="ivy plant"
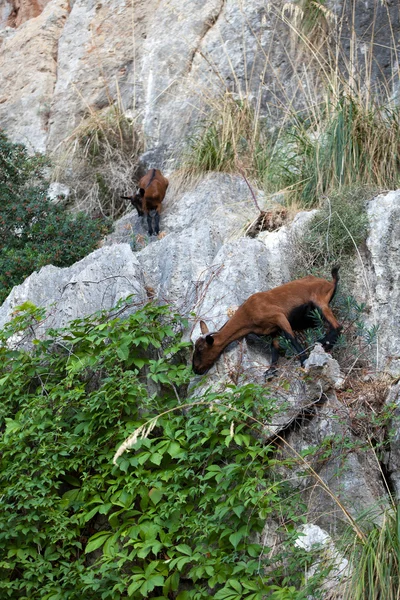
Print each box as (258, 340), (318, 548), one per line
(0, 300), (317, 599)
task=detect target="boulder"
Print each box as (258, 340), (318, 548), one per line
(136, 173), (258, 309)
(356, 190), (400, 375)
(0, 244), (147, 335)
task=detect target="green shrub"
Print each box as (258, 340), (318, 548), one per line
(292, 186), (369, 272)
(0, 300), (317, 599)
(0, 132), (112, 305)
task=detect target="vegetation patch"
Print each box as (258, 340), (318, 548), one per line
(183, 4), (400, 216)
(0, 132), (111, 305)
(343, 506), (400, 600)
(183, 94), (264, 179)
(56, 104), (142, 220)
(0, 297), (395, 598)
(0, 300), (325, 600)
(291, 186), (370, 273)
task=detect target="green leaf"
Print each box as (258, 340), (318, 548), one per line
(229, 530), (244, 549)
(149, 488), (164, 505)
(227, 579), (242, 593)
(175, 544), (192, 556)
(127, 578), (144, 596)
(83, 505), (102, 522)
(116, 343), (130, 361)
(167, 441), (183, 457)
(85, 532), (111, 554)
(4, 418), (21, 435)
(150, 452), (162, 465)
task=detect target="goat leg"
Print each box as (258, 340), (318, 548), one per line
(264, 339), (280, 380)
(146, 213), (154, 236)
(282, 331), (308, 365)
(154, 211), (160, 235)
(319, 325), (342, 350)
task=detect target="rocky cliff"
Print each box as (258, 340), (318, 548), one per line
(0, 0), (398, 162)
(1, 174), (399, 533)
(1, 0), (400, 593)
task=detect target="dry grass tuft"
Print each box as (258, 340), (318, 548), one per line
(54, 104), (143, 219)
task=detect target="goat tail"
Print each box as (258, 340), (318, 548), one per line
(331, 265), (340, 282)
(330, 265), (340, 301)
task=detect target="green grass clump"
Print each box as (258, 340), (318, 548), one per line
(183, 94), (262, 177)
(293, 186), (370, 272)
(343, 507), (400, 600)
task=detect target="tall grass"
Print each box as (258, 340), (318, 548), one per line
(343, 507), (400, 600)
(54, 102), (142, 219)
(183, 93), (263, 176)
(183, 3), (400, 209)
(272, 95), (400, 207)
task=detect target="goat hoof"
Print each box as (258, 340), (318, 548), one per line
(265, 367), (278, 380)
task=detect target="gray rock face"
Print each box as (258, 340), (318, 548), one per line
(280, 393), (387, 533)
(136, 173), (258, 309)
(46, 0), (152, 150)
(0, 0), (68, 152)
(1, 0), (398, 159)
(356, 190), (400, 375)
(0, 244), (147, 334)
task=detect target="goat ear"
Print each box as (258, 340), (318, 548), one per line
(200, 320), (209, 335)
(205, 335), (214, 346)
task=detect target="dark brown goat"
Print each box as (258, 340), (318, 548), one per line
(192, 267), (342, 377)
(121, 168), (169, 236)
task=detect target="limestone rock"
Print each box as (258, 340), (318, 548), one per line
(0, 0), (398, 157)
(47, 181), (70, 204)
(304, 343), (345, 390)
(295, 523), (350, 598)
(356, 190), (400, 375)
(281, 393), (387, 534)
(46, 0), (154, 151)
(0, 0), (69, 152)
(2, 0), (51, 28)
(0, 243), (147, 335)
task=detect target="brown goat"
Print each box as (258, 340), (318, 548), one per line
(192, 267), (342, 377)
(121, 168), (169, 236)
